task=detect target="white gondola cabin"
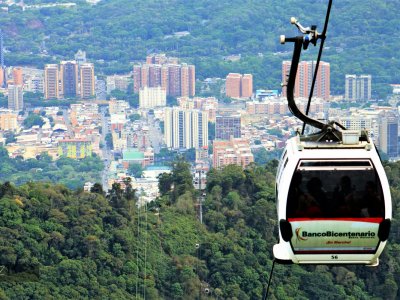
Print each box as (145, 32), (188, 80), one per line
(273, 134), (392, 265)
(275, 2), (392, 265)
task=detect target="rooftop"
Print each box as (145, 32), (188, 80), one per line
(123, 148), (144, 160)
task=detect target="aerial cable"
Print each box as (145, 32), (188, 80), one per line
(263, 259), (276, 300)
(302, 0), (333, 135)
(135, 204), (141, 299)
(143, 202), (148, 300)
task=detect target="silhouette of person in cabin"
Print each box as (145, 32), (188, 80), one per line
(306, 177), (327, 216)
(334, 176), (355, 217)
(361, 181), (383, 217)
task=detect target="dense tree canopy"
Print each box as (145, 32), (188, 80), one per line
(0, 157), (398, 299)
(0, 148), (103, 189)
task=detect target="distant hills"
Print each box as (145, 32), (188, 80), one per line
(1, 0), (400, 97)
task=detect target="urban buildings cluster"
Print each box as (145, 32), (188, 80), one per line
(1, 42), (400, 206)
(44, 60), (95, 100)
(133, 53), (195, 97)
(282, 61), (330, 100)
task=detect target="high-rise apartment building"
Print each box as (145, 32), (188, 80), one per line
(188, 64), (195, 97)
(80, 63), (95, 99)
(226, 73), (241, 98)
(345, 75), (357, 101)
(181, 64), (189, 97)
(139, 86), (166, 108)
(345, 74), (371, 102)
(12, 67), (23, 86)
(379, 111), (398, 158)
(44, 64), (59, 99)
(213, 137), (254, 169)
(133, 57), (195, 97)
(148, 64), (162, 87)
(282, 61), (330, 100)
(215, 115), (241, 140)
(178, 96), (218, 122)
(225, 73), (253, 98)
(164, 107), (208, 149)
(358, 75), (372, 101)
(60, 61), (78, 98)
(241, 74), (253, 98)
(8, 84), (23, 111)
(168, 64), (181, 96)
(133, 65), (142, 92)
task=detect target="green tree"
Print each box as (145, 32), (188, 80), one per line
(158, 172), (173, 195)
(23, 114), (45, 128)
(128, 163), (143, 178)
(105, 133), (113, 149)
(128, 113), (141, 122)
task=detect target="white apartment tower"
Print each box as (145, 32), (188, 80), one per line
(164, 107), (208, 150)
(8, 85), (23, 111)
(345, 75), (372, 102)
(139, 86), (167, 108)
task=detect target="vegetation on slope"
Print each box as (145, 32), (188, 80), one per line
(0, 158), (399, 299)
(0, 147), (103, 189)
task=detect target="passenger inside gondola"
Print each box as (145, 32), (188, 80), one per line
(333, 176), (356, 217)
(361, 181), (384, 217)
(306, 177), (327, 215)
(295, 192), (322, 218)
(287, 166), (385, 219)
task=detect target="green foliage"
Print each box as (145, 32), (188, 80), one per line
(4, 132), (16, 145)
(0, 157), (399, 299)
(22, 114), (45, 128)
(109, 89), (127, 100)
(128, 113), (141, 122)
(128, 163), (143, 178)
(24, 92), (76, 107)
(105, 133), (113, 149)
(166, 95), (177, 107)
(252, 148), (283, 166)
(0, 148), (103, 189)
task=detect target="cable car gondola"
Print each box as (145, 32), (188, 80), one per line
(273, 1), (392, 266)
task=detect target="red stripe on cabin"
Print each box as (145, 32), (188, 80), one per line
(288, 218), (383, 223)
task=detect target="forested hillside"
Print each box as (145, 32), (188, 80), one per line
(1, 1), (400, 96)
(0, 159), (399, 299)
(0, 147), (103, 189)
